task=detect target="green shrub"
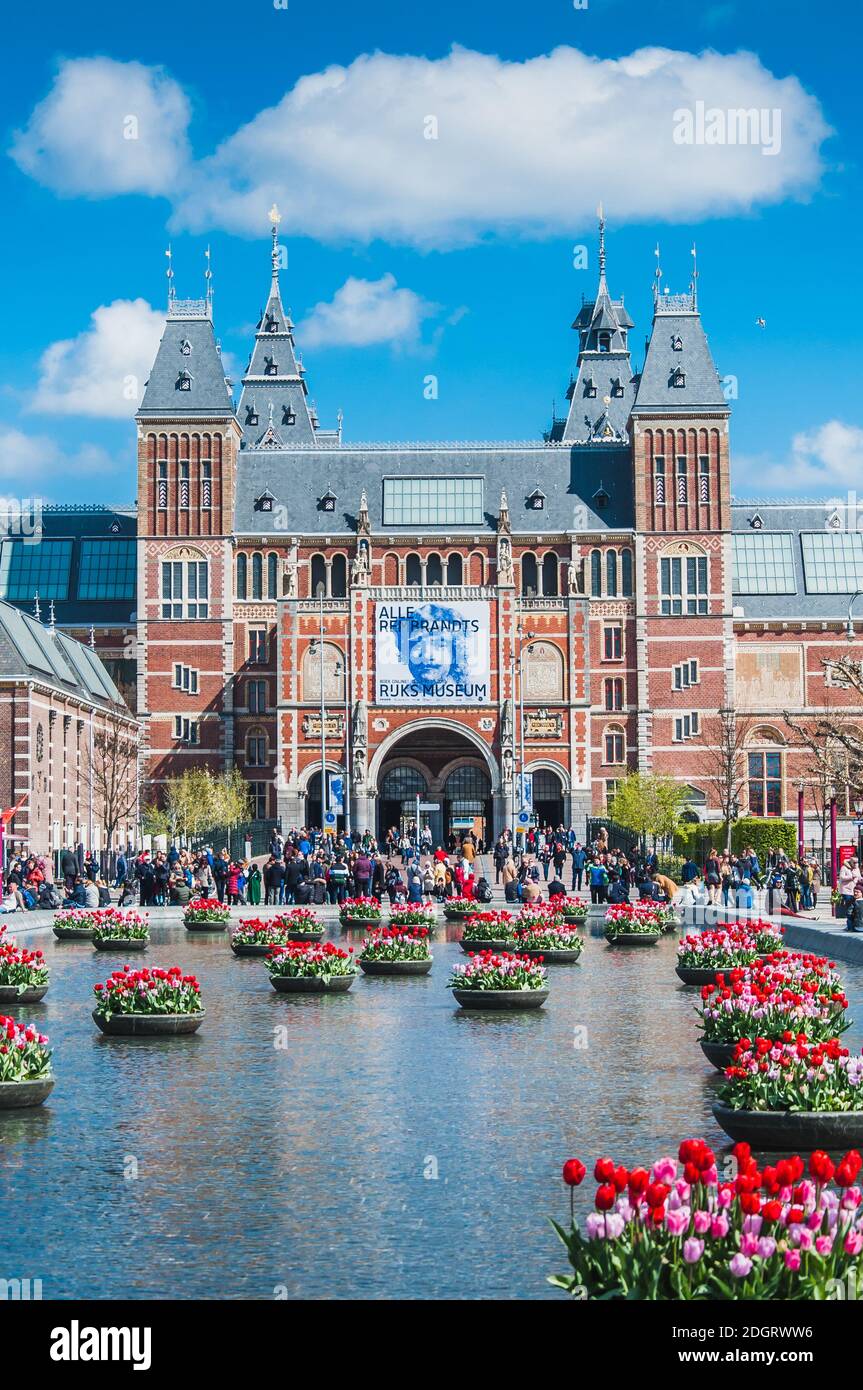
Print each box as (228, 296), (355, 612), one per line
(673, 818), (799, 866)
(730, 818), (798, 863)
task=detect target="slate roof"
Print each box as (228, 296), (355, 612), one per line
(0, 599), (128, 708)
(730, 500), (858, 622)
(237, 266), (320, 447)
(633, 296), (729, 414)
(138, 305), (234, 419)
(556, 258), (638, 445)
(234, 443), (635, 537)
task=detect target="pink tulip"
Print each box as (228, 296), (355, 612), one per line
(784, 1249), (801, 1271)
(683, 1238), (704, 1264)
(729, 1253), (752, 1278)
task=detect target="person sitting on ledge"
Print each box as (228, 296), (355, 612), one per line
(846, 883), (863, 934)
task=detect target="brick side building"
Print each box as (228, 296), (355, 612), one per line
(0, 600), (139, 854)
(133, 215), (863, 848)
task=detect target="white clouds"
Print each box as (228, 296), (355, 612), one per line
(29, 298), (165, 418)
(297, 275), (437, 350)
(174, 45), (829, 247)
(10, 57), (190, 196)
(738, 421), (863, 495)
(0, 426), (114, 489)
(13, 47), (829, 248)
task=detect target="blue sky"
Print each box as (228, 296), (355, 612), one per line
(2, 0), (859, 502)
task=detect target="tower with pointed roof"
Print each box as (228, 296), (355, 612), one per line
(551, 208), (636, 446)
(236, 206), (319, 448)
(136, 249), (243, 793)
(629, 249), (733, 789)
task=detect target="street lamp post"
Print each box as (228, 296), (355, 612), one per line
(308, 591), (327, 843)
(515, 622), (535, 848)
(845, 592), (863, 642)
(333, 655), (352, 839)
(795, 778), (805, 864)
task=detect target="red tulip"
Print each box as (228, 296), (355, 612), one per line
(562, 1159), (586, 1187)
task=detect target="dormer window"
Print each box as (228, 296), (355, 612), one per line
(583, 377), (597, 398)
(593, 485), (610, 509)
(670, 367), (686, 388)
(283, 404), (297, 426)
(265, 314), (279, 333)
(598, 333), (611, 353)
(180, 339), (192, 356)
(264, 356), (278, 376)
(749, 513), (764, 530)
(672, 335), (683, 351)
(255, 490), (275, 513)
(245, 405), (259, 426)
(319, 491), (337, 513)
(611, 378), (624, 398)
(527, 489), (545, 511)
(176, 370), (192, 391)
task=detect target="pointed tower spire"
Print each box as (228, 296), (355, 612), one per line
(236, 204), (320, 445)
(33, 592), (41, 622)
(690, 242), (699, 310)
(205, 245), (213, 308)
(653, 243), (663, 307)
(48, 600), (55, 632)
(166, 244), (175, 308)
(269, 204), (282, 284)
(552, 212), (636, 445)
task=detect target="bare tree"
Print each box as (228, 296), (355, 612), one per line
(696, 708), (753, 854)
(784, 665), (863, 871)
(87, 712), (139, 850)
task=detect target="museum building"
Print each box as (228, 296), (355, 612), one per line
(15, 214), (852, 849)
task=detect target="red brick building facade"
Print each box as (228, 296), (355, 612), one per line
(134, 221), (863, 848)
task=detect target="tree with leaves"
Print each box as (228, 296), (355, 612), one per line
(607, 772), (689, 848)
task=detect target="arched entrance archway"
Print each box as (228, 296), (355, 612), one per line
(372, 722), (498, 849)
(531, 768), (565, 830)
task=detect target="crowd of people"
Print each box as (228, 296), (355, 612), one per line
(0, 823), (853, 925)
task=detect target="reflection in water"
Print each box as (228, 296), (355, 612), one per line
(1, 927), (862, 1300)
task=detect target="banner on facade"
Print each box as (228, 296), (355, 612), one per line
(374, 601), (490, 704)
(328, 774), (345, 814)
(519, 773), (533, 814)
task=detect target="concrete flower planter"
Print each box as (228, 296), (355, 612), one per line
(676, 957), (777, 986)
(700, 1039), (737, 1071)
(270, 974), (355, 993)
(712, 1102), (863, 1149)
(93, 1009), (205, 1036)
(459, 938), (516, 954)
(184, 920), (229, 932)
(0, 1077), (54, 1109)
(443, 907), (474, 921)
(338, 916), (380, 930)
(605, 932), (661, 946)
(0, 984), (49, 1004)
(452, 987), (548, 1010)
(516, 947), (582, 964)
(52, 925), (94, 941)
(93, 937), (148, 952)
(287, 929), (325, 942)
(359, 958), (432, 976)
(231, 940), (277, 957)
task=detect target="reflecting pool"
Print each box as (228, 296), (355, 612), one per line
(2, 922), (861, 1299)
